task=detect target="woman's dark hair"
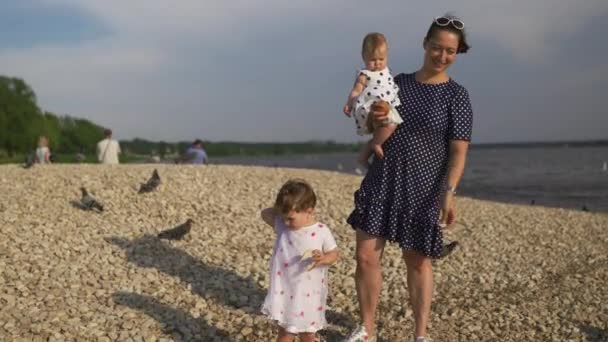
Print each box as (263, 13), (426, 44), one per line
(424, 14), (470, 54)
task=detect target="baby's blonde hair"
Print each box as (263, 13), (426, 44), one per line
(38, 135), (49, 147)
(361, 32), (387, 60)
(273, 179), (317, 215)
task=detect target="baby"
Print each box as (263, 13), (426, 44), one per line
(343, 32), (403, 166)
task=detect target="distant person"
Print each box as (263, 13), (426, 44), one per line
(181, 139), (208, 164)
(35, 135), (52, 164)
(343, 32), (403, 167)
(75, 152), (86, 163)
(97, 129), (121, 164)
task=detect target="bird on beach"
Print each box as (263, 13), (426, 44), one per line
(80, 187), (104, 212)
(439, 241), (459, 259)
(22, 154), (35, 169)
(157, 219), (193, 240)
(138, 169), (161, 194)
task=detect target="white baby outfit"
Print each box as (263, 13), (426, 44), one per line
(35, 146), (50, 164)
(352, 67), (403, 135)
(261, 218), (338, 333)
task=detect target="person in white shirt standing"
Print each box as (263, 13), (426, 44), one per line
(97, 128), (121, 164)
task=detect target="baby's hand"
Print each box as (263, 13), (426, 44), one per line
(343, 104), (352, 117)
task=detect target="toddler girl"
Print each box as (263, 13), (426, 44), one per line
(260, 179), (339, 342)
(343, 32), (403, 166)
(35, 135), (52, 164)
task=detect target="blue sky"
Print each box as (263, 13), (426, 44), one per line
(1, 0), (607, 143)
(0, 1), (107, 48)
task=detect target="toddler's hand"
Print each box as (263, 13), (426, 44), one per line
(311, 249), (325, 269)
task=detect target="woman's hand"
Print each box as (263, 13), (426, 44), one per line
(370, 101), (390, 125)
(439, 192), (456, 228)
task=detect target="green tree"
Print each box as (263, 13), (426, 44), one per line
(0, 76), (42, 155)
(41, 112), (61, 151)
(58, 116), (104, 153)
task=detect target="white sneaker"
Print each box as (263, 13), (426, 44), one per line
(343, 325), (376, 342)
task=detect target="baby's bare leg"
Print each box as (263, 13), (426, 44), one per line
(370, 123), (397, 159)
(358, 141), (373, 167)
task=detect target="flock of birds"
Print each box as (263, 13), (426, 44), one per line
(76, 169), (458, 257)
(77, 169), (192, 240)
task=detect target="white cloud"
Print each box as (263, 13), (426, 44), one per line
(1, 0), (607, 142)
(0, 37), (165, 108)
(558, 65), (608, 90)
(457, 0), (608, 62)
(37, 0), (347, 39)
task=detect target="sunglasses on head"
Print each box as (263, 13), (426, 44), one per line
(434, 16), (465, 30)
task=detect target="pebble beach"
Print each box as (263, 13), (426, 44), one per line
(1, 164), (606, 341)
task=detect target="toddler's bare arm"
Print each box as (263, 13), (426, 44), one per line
(260, 207), (275, 227)
(312, 248), (339, 266)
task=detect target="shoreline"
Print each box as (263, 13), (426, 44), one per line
(6, 159), (608, 213)
(211, 149), (608, 213)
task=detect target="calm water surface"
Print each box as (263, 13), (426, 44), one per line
(212, 146), (608, 212)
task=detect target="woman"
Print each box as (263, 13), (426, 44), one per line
(35, 135), (52, 164)
(343, 15), (473, 342)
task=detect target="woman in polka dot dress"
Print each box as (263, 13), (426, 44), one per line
(343, 15), (474, 342)
(343, 32), (403, 166)
(260, 179), (340, 342)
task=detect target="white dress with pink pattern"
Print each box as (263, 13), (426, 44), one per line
(261, 219), (338, 333)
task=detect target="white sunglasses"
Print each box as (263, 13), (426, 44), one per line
(434, 16), (465, 30)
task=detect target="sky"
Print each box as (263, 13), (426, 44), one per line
(1, 0), (607, 144)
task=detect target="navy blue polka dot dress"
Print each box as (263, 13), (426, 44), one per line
(347, 73), (473, 257)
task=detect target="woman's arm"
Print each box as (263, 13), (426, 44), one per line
(446, 140), (469, 189)
(440, 140), (470, 225)
(260, 207), (276, 227)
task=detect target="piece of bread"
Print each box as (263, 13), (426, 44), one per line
(300, 249), (313, 260)
(300, 249), (316, 271)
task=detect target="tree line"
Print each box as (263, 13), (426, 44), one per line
(0, 75), (359, 162)
(0, 76), (105, 158)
